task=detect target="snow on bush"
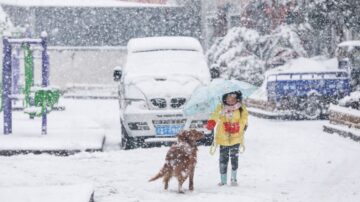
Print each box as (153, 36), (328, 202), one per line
(338, 91), (360, 110)
(207, 24), (309, 86)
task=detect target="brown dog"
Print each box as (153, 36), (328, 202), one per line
(149, 129), (204, 193)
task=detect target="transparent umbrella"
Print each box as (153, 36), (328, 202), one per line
(183, 79), (257, 116)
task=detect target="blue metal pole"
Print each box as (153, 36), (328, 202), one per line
(41, 32), (49, 135)
(12, 47), (20, 96)
(3, 37), (12, 135)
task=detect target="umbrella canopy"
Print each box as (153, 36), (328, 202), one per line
(183, 79), (257, 116)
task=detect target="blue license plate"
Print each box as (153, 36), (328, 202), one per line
(155, 125), (184, 136)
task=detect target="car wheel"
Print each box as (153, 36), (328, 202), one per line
(120, 122), (135, 150)
(300, 96), (321, 120)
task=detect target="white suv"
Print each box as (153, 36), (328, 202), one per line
(114, 37), (218, 149)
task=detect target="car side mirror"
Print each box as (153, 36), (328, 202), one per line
(210, 67), (220, 79)
(113, 66), (123, 81)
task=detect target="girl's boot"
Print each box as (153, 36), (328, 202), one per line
(230, 170), (238, 186)
(218, 174), (227, 186)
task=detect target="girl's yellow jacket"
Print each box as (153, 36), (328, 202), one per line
(210, 104), (248, 147)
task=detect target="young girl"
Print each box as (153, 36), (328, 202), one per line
(206, 91), (248, 186)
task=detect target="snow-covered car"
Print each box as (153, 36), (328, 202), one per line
(114, 37), (217, 149)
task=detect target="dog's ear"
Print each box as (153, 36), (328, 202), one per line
(177, 130), (188, 142)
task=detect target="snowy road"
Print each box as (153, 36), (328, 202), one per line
(0, 100), (359, 202)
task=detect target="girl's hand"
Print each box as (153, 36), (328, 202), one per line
(206, 120), (216, 130)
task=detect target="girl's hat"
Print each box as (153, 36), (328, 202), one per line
(222, 91), (243, 104)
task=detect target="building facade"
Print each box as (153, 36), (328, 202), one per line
(1, 1), (201, 46)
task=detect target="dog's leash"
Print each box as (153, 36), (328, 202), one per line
(210, 142), (245, 155)
(209, 141), (218, 155)
(239, 144), (245, 153)
(209, 132), (246, 155)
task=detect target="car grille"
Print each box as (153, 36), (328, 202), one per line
(150, 97), (187, 109)
(150, 98), (167, 109)
(170, 97), (186, 108)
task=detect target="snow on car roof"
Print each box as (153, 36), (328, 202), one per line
(127, 37), (204, 53)
(266, 57), (342, 75)
(338, 40), (360, 47)
(0, 0), (170, 7)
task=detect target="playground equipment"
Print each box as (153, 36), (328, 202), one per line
(23, 43), (35, 108)
(24, 86), (60, 119)
(2, 32), (59, 135)
(3, 43), (33, 111)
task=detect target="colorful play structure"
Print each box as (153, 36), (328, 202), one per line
(2, 32), (60, 135)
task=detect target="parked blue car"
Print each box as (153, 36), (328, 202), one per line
(266, 70), (350, 119)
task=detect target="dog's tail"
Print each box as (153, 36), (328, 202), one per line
(149, 165), (166, 182)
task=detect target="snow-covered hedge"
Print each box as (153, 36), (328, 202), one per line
(339, 91), (360, 110)
(207, 24), (309, 86)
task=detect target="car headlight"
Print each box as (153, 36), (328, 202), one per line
(126, 99), (148, 109)
(125, 85), (149, 109)
(128, 122), (150, 130)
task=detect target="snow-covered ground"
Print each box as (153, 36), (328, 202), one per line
(0, 184), (94, 202)
(0, 99), (360, 202)
(0, 99), (118, 151)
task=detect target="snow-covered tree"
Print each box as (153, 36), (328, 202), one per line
(307, 0), (360, 56)
(207, 24), (307, 86)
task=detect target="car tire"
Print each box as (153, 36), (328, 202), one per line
(120, 122), (135, 150)
(300, 96), (322, 120)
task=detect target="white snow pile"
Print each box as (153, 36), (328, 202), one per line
(338, 91), (360, 109)
(128, 36), (203, 53)
(23, 106), (42, 114)
(338, 40), (360, 49)
(265, 56), (339, 74)
(207, 24), (308, 86)
(0, 184), (94, 202)
(329, 104), (360, 118)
